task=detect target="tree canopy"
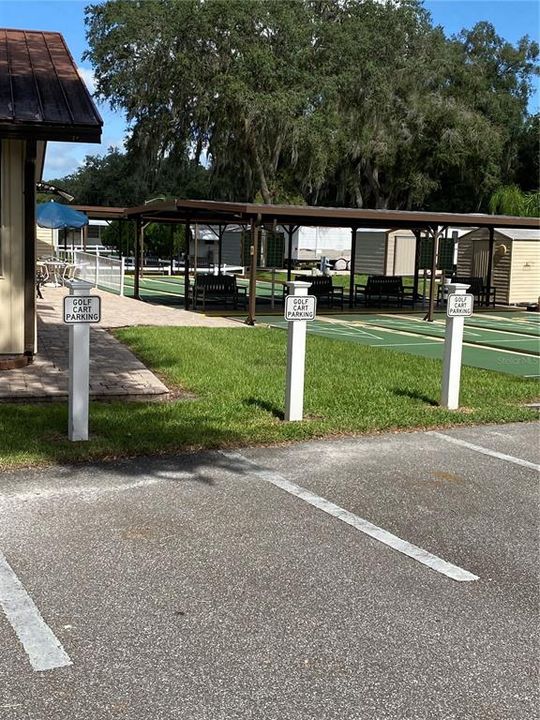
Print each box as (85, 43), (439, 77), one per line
(52, 0), (539, 213)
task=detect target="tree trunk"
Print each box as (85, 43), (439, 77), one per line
(250, 136), (272, 204)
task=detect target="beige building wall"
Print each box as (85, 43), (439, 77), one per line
(509, 241), (540, 304)
(36, 225), (56, 258)
(0, 139), (25, 354)
(385, 231), (416, 275)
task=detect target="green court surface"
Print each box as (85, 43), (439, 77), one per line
(358, 314), (540, 355)
(122, 274), (282, 305)
(116, 276), (539, 378)
(123, 275), (186, 305)
(258, 314), (540, 379)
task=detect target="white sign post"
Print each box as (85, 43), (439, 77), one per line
(63, 279), (101, 441)
(284, 282), (316, 421)
(441, 283), (473, 410)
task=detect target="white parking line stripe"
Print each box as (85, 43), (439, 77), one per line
(0, 552), (72, 671)
(428, 432), (540, 471)
(221, 452), (478, 582)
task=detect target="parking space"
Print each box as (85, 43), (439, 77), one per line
(0, 422), (538, 719)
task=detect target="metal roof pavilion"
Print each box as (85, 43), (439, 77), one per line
(124, 198), (539, 230)
(73, 199), (539, 324)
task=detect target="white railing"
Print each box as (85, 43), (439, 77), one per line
(62, 250), (125, 296)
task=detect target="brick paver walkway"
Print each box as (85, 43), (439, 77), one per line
(0, 287), (243, 402)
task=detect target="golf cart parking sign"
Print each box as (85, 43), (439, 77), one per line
(284, 295), (317, 321)
(64, 295), (101, 323)
(447, 293), (474, 317)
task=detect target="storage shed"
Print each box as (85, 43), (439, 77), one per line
(457, 227), (540, 305)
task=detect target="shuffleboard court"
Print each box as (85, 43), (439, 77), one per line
(122, 274), (282, 304)
(465, 313), (540, 337)
(357, 315), (540, 355)
(123, 276), (184, 306)
(258, 315), (540, 378)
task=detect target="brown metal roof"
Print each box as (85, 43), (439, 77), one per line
(125, 198), (540, 231)
(71, 205), (126, 220)
(0, 28), (102, 142)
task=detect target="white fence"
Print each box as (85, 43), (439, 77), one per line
(60, 250), (125, 296)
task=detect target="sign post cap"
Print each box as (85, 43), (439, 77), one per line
(285, 281), (312, 288)
(64, 278), (94, 291)
(446, 282), (470, 293)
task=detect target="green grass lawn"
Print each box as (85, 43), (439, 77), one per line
(0, 327), (537, 469)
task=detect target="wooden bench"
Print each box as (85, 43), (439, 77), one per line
(437, 276), (496, 308)
(355, 275), (407, 307)
(192, 273), (247, 311)
(283, 275), (344, 309)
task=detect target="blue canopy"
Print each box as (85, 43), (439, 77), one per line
(36, 201), (88, 229)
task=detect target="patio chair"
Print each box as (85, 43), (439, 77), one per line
(62, 263), (81, 283)
(36, 263), (50, 299)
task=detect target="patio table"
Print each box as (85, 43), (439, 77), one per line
(43, 260), (68, 287)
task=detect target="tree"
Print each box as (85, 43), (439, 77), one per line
(515, 114), (540, 192)
(426, 21), (539, 211)
(85, 0), (316, 204)
(45, 147), (211, 206)
(489, 185), (540, 217)
(81, 0), (539, 211)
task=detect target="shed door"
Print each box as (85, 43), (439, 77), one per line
(392, 235), (416, 275)
(472, 241), (489, 281)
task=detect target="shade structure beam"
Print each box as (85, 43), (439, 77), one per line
(184, 220), (191, 310)
(284, 224), (298, 282)
(247, 217), (260, 325)
(349, 226), (358, 309)
(133, 219), (142, 300)
(486, 226), (495, 307)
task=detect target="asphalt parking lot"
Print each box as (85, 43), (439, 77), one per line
(0, 422), (538, 719)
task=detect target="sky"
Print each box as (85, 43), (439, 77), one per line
(0, 0), (538, 179)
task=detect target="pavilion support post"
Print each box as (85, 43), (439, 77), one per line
(286, 225), (295, 282)
(247, 218), (259, 325)
(412, 230), (421, 310)
(82, 224), (88, 252)
(169, 225), (174, 275)
(139, 223), (145, 279)
(194, 223), (198, 275)
(486, 226), (495, 307)
(184, 221), (191, 310)
(134, 219), (142, 300)
(118, 220), (123, 258)
(349, 226), (357, 308)
(218, 224), (225, 274)
(424, 226), (441, 322)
